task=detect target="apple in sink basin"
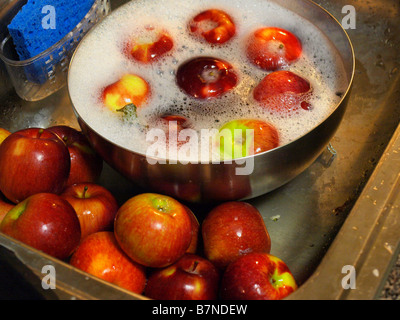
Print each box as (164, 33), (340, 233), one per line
(0, 193), (81, 260)
(48, 125), (103, 186)
(0, 128), (70, 204)
(70, 231), (147, 294)
(114, 193), (192, 268)
(220, 252), (298, 300)
(202, 201), (271, 270)
(145, 253), (220, 300)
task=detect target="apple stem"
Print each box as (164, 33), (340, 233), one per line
(192, 261), (199, 272)
(83, 186), (89, 199)
(116, 103), (138, 123)
(37, 128), (44, 138)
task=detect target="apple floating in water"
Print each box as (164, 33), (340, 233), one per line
(176, 57), (238, 99)
(101, 74), (150, 112)
(246, 27), (302, 71)
(253, 70), (313, 113)
(189, 9), (236, 44)
(216, 118), (280, 160)
(126, 26), (174, 64)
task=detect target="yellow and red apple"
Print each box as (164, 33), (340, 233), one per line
(0, 128), (11, 145)
(127, 26), (174, 64)
(216, 118), (279, 160)
(114, 193), (192, 268)
(70, 231), (147, 294)
(102, 74), (150, 112)
(246, 27), (302, 71)
(220, 252), (297, 300)
(0, 193), (81, 260)
(189, 9), (236, 44)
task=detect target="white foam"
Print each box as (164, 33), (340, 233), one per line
(68, 0), (348, 161)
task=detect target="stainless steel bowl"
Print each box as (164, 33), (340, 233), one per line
(68, 0), (355, 203)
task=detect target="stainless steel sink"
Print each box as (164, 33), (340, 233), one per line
(0, 0), (399, 300)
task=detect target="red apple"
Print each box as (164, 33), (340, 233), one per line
(253, 70), (312, 113)
(145, 253), (220, 300)
(114, 193), (192, 268)
(0, 128), (11, 145)
(160, 114), (192, 132)
(60, 183), (119, 240)
(102, 74), (150, 112)
(149, 179), (202, 203)
(185, 206), (200, 254)
(0, 128), (70, 204)
(216, 119), (279, 160)
(176, 57), (238, 99)
(70, 231), (146, 294)
(246, 27), (302, 71)
(0, 193), (81, 260)
(220, 252), (297, 300)
(158, 114), (192, 149)
(189, 9), (236, 44)
(48, 125), (103, 186)
(126, 26), (174, 64)
(202, 201), (271, 270)
(202, 168), (252, 201)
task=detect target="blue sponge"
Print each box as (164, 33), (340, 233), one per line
(8, 0), (95, 60)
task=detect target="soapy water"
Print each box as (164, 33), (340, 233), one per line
(68, 0), (349, 164)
